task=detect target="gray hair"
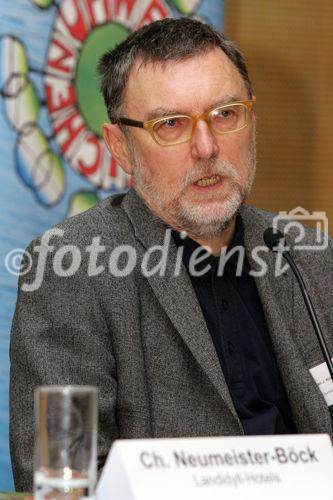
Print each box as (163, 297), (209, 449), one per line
(97, 17), (253, 121)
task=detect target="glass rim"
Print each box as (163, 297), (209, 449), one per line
(114, 98), (255, 147)
(152, 120), (249, 146)
(35, 385), (98, 395)
(145, 99), (254, 128)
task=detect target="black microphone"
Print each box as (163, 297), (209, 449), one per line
(263, 227), (286, 251)
(264, 227), (333, 423)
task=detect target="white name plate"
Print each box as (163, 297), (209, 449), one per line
(96, 434), (333, 500)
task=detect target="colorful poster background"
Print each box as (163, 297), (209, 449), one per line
(0, 0), (224, 490)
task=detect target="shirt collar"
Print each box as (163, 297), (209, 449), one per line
(172, 214), (251, 276)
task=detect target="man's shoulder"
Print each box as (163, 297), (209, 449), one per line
(240, 205), (277, 226)
(31, 192), (133, 248)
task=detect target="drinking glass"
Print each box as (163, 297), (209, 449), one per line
(34, 385), (98, 500)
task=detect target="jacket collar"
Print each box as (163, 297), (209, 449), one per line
(122, 189), (241, 425)
(121, 189), (331, 434)
(241, 206), (331, 434)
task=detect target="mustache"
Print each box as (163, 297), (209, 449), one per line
(181, 159), (241, 187)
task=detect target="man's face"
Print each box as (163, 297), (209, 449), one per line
(121, 48), (256, 239)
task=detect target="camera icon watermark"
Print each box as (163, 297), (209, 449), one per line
(272, 206), (328, 251)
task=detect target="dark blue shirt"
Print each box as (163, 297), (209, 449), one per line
(172, 217), (295, 435)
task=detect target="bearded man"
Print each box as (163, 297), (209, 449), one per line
(10, 17), (333, 492)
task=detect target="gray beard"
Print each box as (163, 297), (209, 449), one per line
(127, 134), (256, 240)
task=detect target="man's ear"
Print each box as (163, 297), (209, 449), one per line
(102, 123), (133, 175)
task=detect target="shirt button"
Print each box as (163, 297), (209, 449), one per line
(222, 299), (228, 311)
(227, 340), (234, 355)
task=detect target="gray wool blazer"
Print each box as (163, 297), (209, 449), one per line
(10, 188), (333, 491)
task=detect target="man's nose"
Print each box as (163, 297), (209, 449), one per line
(190, 119), (219, 160)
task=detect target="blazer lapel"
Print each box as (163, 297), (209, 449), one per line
(241, 206), (331, 433)
(122, 189), (241, 425)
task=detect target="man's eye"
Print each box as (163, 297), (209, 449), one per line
(216, 108), (235, 119)
(155, 117), (187, 132)
(161, 118), (179, 128)
(154, 117), (190, 141)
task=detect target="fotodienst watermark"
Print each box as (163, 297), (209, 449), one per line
(4, 207), (329, 291)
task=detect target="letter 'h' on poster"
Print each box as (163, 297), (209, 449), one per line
(96, 435), (333, 500)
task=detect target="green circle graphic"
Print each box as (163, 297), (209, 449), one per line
(76, 22), (130, 137)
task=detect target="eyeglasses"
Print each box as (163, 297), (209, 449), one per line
(112, 100), (255, 146)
